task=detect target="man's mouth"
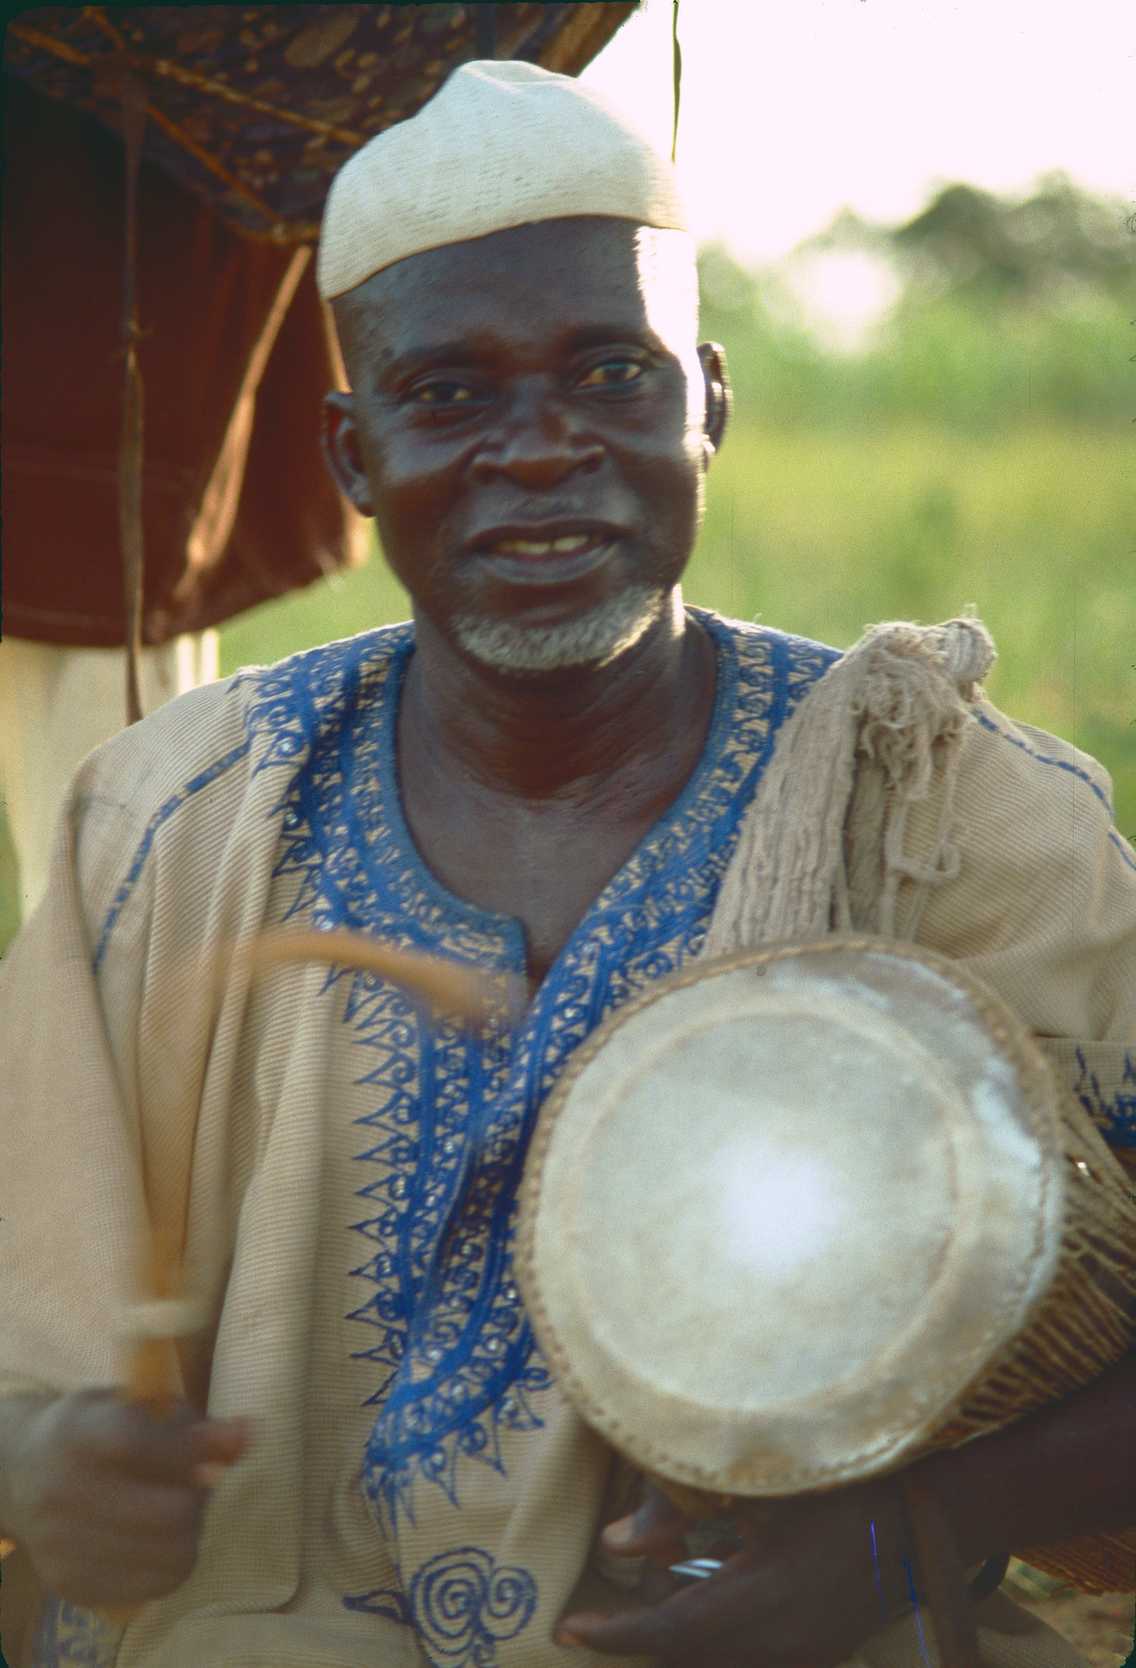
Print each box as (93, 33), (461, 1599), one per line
(473, 525), (621, 585)
(488, 532), (598, 557)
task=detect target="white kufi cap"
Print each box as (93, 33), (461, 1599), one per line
(317, 58), (689, 300)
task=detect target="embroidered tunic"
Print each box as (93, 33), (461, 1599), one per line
(1, 610), (1132, 1668)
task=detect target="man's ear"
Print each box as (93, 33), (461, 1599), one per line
(697, 342), (732, 459)
(321, 391), (375, 516)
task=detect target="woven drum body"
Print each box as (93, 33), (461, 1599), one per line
(516, 937), (1136, 1585)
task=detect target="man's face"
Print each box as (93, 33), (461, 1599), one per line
(324, 217), (727, 675)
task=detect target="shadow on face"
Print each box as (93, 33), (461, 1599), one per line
(335, 217), (699, 385)
(325, 216), (729, 503)
(320, 217), (730, 675)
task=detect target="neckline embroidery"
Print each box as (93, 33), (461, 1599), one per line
(240, 612), (842, 1533)
(372, 607), (744, 991)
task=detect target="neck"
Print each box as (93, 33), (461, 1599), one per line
(400, 591), (711, 806)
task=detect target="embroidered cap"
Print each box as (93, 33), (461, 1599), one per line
(317, 58), (689, 300)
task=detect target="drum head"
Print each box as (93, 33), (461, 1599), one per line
(516, 936), (1064, 1497)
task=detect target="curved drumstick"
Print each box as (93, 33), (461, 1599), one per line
(228, 930), (522, 1025)
(93, 932), (511, 1625)
(95, 1218), (199, 1626)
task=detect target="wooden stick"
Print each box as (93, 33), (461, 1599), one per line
(228, 930), (519, 1025)
(97, 1221), (194, 1625)
(87, 932), (510, 1626)
(95, 934), (507, 1622)
(118, 1220), (184, 1408)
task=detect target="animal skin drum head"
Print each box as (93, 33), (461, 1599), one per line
(516, 935), (1065, 1499)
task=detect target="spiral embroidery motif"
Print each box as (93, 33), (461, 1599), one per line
(411, 1546), (538, 1666)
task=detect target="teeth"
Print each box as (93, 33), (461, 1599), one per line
(492, 533), (595, 556)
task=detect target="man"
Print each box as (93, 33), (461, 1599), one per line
(0, 59), (1133, 1668)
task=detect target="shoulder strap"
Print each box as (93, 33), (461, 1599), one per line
(702, 616), (995, 957)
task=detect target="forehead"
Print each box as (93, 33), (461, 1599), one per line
(335, 217), (692, 369)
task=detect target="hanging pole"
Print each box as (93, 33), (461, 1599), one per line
(671, 0), (681, 163)
(476, 3), (498, 58)
(117, 66), (148, 726)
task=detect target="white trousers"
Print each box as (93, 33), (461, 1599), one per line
(0, 632), (220, 920)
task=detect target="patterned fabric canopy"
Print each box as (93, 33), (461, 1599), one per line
(4, 3), (637, 243)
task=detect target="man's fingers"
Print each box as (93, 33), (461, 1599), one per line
(52, 1525), (202, 1609)
(559, 1575), (730, 1658)
(188, 1417), (253, 1487)
(557, 1604), (671, 1657)
(83, 1397), (197, 1482)
(602, 1514), (684, 1563)
(85, 1399), (251, 1487)
(194, 1415), (253, 1466)
(601, 1485), (691, 1560)
(87, 1475), (203, 1534)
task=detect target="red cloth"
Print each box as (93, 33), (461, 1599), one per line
(2, 75), (367, 648)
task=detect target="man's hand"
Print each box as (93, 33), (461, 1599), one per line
(557, 1349), (1136, 1662)
(5, 1386), (252, 1608)
(558, 1477), (915, 1667)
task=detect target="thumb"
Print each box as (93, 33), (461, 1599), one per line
(193, 1415), (254, 1480)
(601, 1485), (690, 1563)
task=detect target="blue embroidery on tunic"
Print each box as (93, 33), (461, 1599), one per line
(74, 614), (1134, 1658)
(92, 738), (251, 971)
(233, 611), (841, 1534)
(342, 1584), (413, 1626)
(1074, 1046), (1136, 1149)
(29, 1596), (119, 1666)
(972, 709), (1136, 875)
(410, 1547), (537, 1668)
(342, 1547), (536, 1665)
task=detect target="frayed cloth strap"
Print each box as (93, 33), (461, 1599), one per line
(702, 617), (996, 957)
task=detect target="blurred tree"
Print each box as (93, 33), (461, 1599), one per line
(889, 173), (1134, 309)
(696, 177), (1132, 431)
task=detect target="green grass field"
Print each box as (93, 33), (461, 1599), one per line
(2, 413), (1132, 954)
(220, 416), (1134, 838)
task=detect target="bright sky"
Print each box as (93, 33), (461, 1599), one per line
(581, 0), (1136, 267)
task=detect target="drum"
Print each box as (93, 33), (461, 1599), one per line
(516, 935), (1136, 1588)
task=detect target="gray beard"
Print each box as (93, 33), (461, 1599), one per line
(451, 586), (663, 674)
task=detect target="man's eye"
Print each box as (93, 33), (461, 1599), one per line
(579, 360), (644, 388)
(412, 382), (475, 405)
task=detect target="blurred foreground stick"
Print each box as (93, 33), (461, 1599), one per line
(95, 931), (510, 1624)
(228, 930), (521, 1027)
(97, 1215), (200, 1626)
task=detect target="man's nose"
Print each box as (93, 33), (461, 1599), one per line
(470, 382), (604, 486)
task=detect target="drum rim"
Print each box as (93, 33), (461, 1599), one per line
(516, 932), (1064, 1498)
